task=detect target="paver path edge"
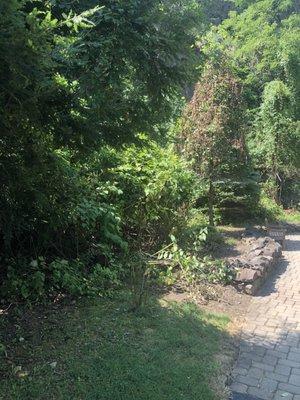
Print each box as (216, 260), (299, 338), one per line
(230, 234), (300, 400)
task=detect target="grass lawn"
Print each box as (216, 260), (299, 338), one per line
(0, 294), (230, 400)
(281, 210), (300, 224)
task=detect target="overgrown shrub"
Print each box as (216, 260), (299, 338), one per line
(0, 1), (202, 302)
(111, 138), (200, 253)
(255, 190), (285, 222)
(152, 235), (234, 287)
(1, 256), (123, 302)
(180, 63), (260, 225)
(0, 138), (201, 302)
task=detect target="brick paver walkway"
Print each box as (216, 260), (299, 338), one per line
(231, 234), (300, 400)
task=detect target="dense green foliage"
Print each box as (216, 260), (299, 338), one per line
(250, 80), (300, 203)
(0, 0), (203, 300)
(0, 0), (299, 302)
(180, 63), (259, 224)
(201, 0), (300, 206)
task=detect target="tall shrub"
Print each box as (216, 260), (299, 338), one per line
(249, 80), (300, 204)
(180, 63), (258, 224)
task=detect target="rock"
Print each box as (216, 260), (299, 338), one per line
(274, 242), (282, 257)
(263, 241), (282, 258)
(250, 256), (273, 269)
(229, 234), (282, 295)
(263, 248), (276, 258)
(250, 237), (268, 251)
(228, 258), (252, 270)
(244, 284), (255, 295)
(247, 248), (264, 258)
(235, 268), (261, 283)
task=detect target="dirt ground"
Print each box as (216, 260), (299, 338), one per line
(161, 225), (263, 399)
(163, 224), (258, 331)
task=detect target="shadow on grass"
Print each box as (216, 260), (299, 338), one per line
(0, 294), (232, 400)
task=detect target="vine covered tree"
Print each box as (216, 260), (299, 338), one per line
(180, 63), (257, 225)
(202, 0), (300, 207)
(250, 80), (300, 204)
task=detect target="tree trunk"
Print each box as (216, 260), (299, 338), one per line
(277, 173), (284, 205)
(208, 177), (214, 227)
(272, 129), (281, 205)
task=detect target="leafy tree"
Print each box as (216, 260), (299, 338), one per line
(111, 138), (199, 251)
(180, 63), (257, 225)
(0, 0), (203, 299)
(203, 0), (300, 111)
(0, 0), (201, 249)
(199, 0), (233, 27)
(202, 0), (300, 206)
(51, 0), (202, 146)
(249, 80), (300, 203)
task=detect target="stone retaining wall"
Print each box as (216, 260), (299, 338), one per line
(228, 237), (282, 295)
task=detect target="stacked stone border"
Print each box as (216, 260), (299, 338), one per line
(228, 237), (282, 295)
(229, 234), (300, 400)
